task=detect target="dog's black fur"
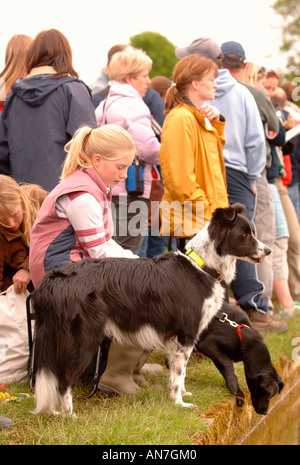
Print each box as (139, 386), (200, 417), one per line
(29, 203), (272, 416)
(197, 302), (284, 415)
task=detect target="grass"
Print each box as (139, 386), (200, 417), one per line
(1, 312), (300, 446)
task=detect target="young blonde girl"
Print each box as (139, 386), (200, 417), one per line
(29, 123), (152, 398)
(30, 123), (138, 290)
(0, 175), (47, 293)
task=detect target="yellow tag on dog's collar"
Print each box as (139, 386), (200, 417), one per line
(185, 249), (205, 267)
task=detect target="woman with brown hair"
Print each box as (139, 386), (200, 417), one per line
(159, 54), (228, 242)
(0, 34), (32, 113)
(0, 29), (96, 191)
(96, 46), (161, 254)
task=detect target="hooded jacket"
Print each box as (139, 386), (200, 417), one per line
(207, 69), (266, 185)
(159, 102), (228, 238)
(95, 80), (161, 199)
(0, 69), (97, 191)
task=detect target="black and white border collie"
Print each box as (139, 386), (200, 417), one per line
(29, 203), (271, 416)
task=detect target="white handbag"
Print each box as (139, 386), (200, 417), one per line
(0, 285), (30, 384)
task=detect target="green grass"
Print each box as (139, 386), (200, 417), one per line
(1, 314), (299, 445)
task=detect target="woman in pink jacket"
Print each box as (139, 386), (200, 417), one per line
(95, 46), (161, 254)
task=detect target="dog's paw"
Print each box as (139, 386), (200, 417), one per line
(182, 391), (193, 397)
(181, 401), (196, 408)
(175, 398), (196, 408)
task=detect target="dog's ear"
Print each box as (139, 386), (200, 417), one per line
(230, 203), (246, 218)
(259, 374), (280, 397)
(212, 203), (246, 225)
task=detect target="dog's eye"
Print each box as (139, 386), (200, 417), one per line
(242, 233), (249, 238)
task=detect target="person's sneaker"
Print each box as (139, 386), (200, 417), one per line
(278, 306), (295, 320)
(277, 302), (300, 320)
(294, 301), (300, 312)
(248, 310), (288, 332)
(0, 416), (13, 429)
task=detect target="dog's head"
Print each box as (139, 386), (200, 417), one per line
(207, 203), (271, 264)
(246, 370), (284, 415)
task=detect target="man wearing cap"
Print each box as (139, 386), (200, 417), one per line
(175, 38), (287, 332)
(221, 41), (285, 330)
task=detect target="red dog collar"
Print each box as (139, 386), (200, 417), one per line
(237, 324), (250, 342)
(216, 311), (250, 342)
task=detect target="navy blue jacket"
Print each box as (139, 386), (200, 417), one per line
(267, 120), (286, 183)
(0, 75), (97, 191)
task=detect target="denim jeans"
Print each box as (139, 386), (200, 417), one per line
(138, 228), (166, 258)
(287, 183), (300, 223)
(226, 168), (268, 313)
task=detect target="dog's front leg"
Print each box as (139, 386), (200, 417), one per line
(167, 342), (194, 407)
(211, 356), (245, 407)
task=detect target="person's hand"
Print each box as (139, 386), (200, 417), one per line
(199, 104), (220, 121)
(12, 269), (30, 294)
(283, 115), (300, 130)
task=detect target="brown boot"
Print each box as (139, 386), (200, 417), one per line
(98, 339), (142, 395)
(133, 350), (151, 386)
(248, 310), (288, 332)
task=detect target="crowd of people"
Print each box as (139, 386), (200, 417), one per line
(0, 28), (300, 429)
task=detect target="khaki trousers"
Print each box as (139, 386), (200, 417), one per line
(276, 178), (300, 301)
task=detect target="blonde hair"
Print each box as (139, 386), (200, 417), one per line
(240, 62), (267, 87)
(0, 34), (33, 99)
(165, 54), (218, 114)
(61, 124), (137, 179)
(109, 46), (152, 83)
(0, 175), (46, 247)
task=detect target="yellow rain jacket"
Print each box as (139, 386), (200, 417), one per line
(159, 103), (228, 238)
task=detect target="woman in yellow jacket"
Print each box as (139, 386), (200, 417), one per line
(159, 54), (228, 241)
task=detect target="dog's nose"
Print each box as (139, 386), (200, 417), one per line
(264, 246), (272, 256)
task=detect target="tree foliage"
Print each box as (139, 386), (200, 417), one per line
(129, 31), (177, 79)
(273, 0), (300, 78)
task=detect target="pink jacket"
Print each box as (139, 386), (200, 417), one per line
(29, 168), (114, 288)
(95, 80), (161, 199)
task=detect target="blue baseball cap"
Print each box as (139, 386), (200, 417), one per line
(221, 41), (246, 63)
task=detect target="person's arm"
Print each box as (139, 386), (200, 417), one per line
(56, 193), (137, 259)
(12, 268), (31, 294)
(0, 116), (11, 175)
(0, 236), (30, 293)
(121, 99), (161, 165)
(243, 93), (267, 184)
(0, 240), (5, 291)
(64, 81), (98, 136)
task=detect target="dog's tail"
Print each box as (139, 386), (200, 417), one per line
(31, 369), (59, 415)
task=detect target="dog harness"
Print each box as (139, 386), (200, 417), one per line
(185, 248), (222, 281)
(215, 310), (250, 342)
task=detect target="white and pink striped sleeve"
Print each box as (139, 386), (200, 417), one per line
(56, 192), (136, 259)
